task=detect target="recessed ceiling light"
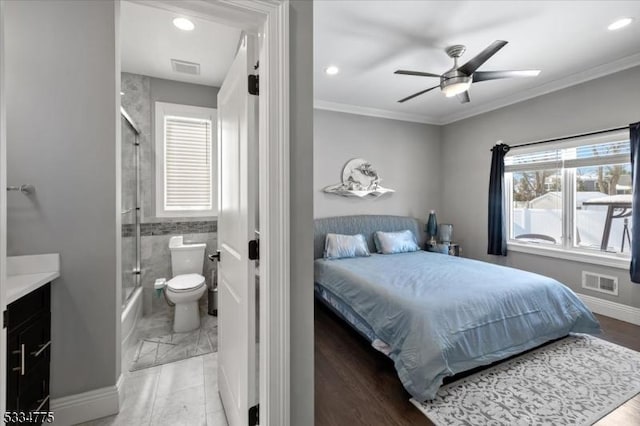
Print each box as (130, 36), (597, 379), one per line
(608, 17), (633, 31)
(325, 66), (340, 76)
(173, 17), (195, 31)
(120, 91), (125, 96)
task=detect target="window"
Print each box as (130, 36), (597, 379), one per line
(155, 102), (217, 217)
(505, 130), (631, 259)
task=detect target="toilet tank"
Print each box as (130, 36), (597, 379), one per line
(169, 236), (207, 277)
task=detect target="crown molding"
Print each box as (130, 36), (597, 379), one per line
(441, 52), (640, 125)
(314, 52), (640, 127)
(314, 100), (442, 125)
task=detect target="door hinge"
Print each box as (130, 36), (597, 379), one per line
(249, 404), (259, 426)
(248, 74), (259, 96)
(3, 310), (8, 329)
(248, 239), (259, 261)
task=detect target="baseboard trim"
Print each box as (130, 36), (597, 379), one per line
(576, 292), (640, 326)
(51, 375), (122, 426)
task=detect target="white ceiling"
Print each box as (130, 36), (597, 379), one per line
(314, 1), (640, 125)
(120, 1), (241, 87)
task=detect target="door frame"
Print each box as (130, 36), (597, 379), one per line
(0, 0), (7, 419)
(132, 1), (291, 425)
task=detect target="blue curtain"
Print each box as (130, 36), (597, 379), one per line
(488, 144), (510, 256)
(629, 122), (640, 283)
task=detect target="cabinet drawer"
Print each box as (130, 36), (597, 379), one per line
(7, 283), (50, 330)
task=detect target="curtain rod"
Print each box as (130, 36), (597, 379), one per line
(491, 125), (629, 151)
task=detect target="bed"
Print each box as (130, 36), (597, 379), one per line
(314, 215), (601, 401)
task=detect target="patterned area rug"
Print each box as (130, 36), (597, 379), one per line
(412, 335), (640, 426)
(130, 315), (218, 371)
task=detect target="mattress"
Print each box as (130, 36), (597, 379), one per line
(315, 283), (391, 355)
(314, 251), (600, 401)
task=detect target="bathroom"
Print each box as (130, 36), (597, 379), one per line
(117, 1), (243, 422)
(120, 0), (238, 359)
(3, 0), (265, 422)
(119, 68), (221, 369)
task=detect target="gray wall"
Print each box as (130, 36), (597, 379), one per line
(150, 76), (220, 110)
(290, 1), (314, 424)
(314, 109), (442, 220)
(5, 0), (118, 397)
(441, 65), (640, 309)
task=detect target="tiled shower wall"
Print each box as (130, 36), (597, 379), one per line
(141, 224), (217, 314)
(121, 72), (219, 315)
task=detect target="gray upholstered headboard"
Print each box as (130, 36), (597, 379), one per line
(314, 215), (423, 259)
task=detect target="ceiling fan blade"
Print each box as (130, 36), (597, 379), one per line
(458, 40), (508, 76)
(394, 70), (441, 78)
(473, 70), (541, 82)
(457, 91), (470, 103)
(397, 85), (440, 103)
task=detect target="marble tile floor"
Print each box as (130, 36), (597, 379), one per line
(77, 353), (226, 426)
(131, 316), (218, 371)
(128, 301), (218, 371)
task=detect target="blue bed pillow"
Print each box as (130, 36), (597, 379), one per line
(374, 230), (420, 254)
(324, 233), (371, 259)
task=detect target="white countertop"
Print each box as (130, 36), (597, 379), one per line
(7, 253), (60, 304)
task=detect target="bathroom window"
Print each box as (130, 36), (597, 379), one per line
(155, 102), (218, 217)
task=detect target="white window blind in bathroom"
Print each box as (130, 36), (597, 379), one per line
(164, 115), (212, 211)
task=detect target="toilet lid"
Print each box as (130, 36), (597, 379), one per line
(167, 273), (206, 292)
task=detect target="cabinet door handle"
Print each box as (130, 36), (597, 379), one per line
(31, 340), (51, 358)
(11, 344), (25, 375)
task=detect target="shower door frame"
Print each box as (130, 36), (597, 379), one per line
(120, 106), (141, 306)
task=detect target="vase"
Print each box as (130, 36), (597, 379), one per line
(426, 211), (438, 244)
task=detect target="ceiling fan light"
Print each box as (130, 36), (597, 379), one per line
(608, 17), (633, 31)
(442, 81), (471, 97)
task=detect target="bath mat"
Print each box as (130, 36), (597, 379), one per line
(411, 334), (640, 426)
(130, 316), (218, 371)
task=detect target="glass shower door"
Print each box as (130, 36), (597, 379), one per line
(121, 113), (140, 306)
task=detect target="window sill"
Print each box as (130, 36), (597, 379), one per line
(507, 242), (630, 270)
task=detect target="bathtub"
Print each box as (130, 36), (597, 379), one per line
(121, 286), (143, 373)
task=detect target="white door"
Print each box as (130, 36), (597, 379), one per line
(0, 0), (7, 418)
(217, 34), (258, 426)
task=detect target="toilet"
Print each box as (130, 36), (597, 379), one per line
(167, 236), (207, 333)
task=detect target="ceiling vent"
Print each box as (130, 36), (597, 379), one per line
(171, 59), (200, 75)
(582, 271), (618, 296)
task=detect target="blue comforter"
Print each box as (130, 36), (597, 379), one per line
(314, 251), (600, 401)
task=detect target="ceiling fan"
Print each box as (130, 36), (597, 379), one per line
(395, 40), (540, 104)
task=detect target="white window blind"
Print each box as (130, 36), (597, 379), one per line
(164, 115), (213, 211)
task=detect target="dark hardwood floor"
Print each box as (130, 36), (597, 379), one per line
(315, 301), (640, 426)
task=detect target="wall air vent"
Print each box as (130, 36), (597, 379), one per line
(171, 59), (200, 75)
(581, 271), (618, 296)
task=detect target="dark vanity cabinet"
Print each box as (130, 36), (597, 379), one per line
(6, 283), (52, 419)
